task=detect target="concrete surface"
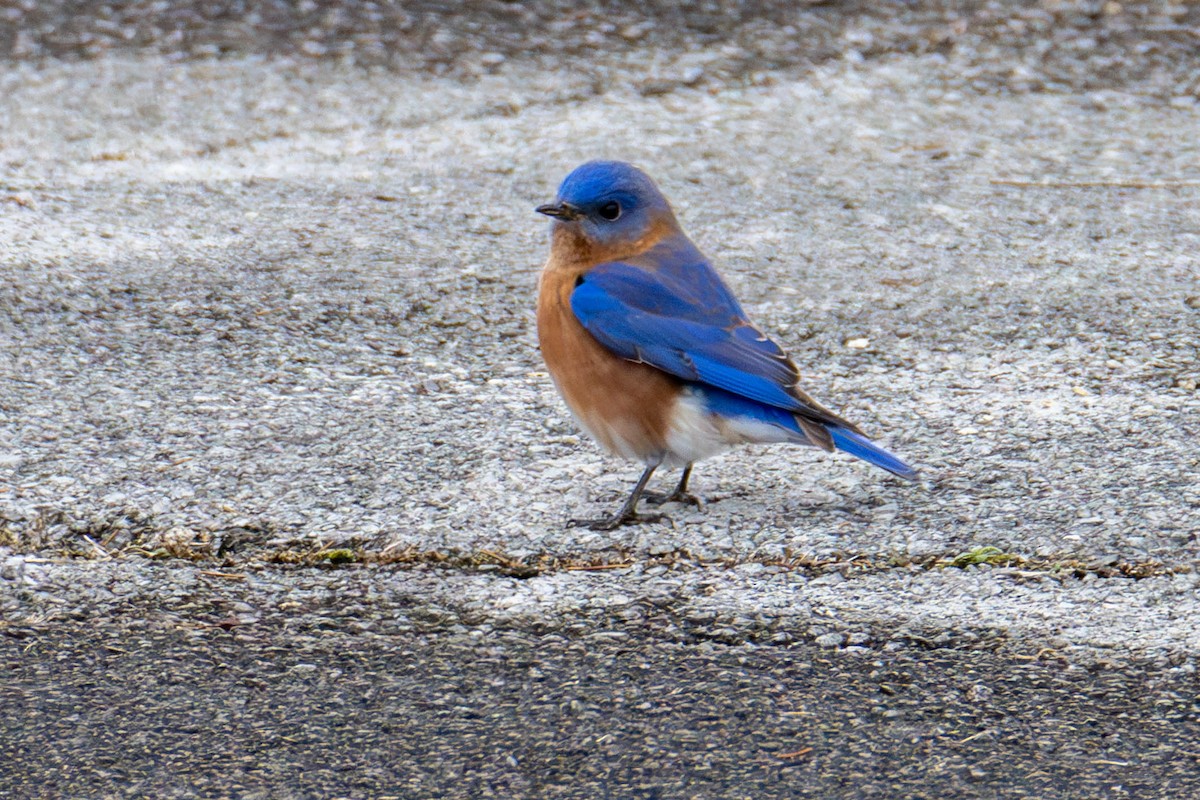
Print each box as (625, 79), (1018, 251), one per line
(2, 2), (1199, 797)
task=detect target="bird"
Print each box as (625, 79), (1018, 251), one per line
(535, 160), (916, 530)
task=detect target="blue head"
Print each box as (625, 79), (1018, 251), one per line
(537, 161), (677, 251)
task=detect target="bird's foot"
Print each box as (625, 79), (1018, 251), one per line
(566, 511), (670, 531)
(642, 490), (702, 509)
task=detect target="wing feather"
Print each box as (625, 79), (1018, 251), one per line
(570, 253), (859, 435)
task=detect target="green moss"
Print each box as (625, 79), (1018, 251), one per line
(318, 548), (359, 564)
(948, 546), (1018, 568)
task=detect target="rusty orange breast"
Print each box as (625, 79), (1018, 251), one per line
(536, 258), (682, 464)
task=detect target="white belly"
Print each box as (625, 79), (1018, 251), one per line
(661, 388), (799, 468)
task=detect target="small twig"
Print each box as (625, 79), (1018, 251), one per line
(81, 535), (112, 560)
(199, 570), (247, 581)
(991, 178), (1200, 189)
(1091, 759), (1132, 767)
(477, 549), (521, 567)
(156, 457), (193, 472)
(100, 528), (123, 548)
(957, 729), (993, 744)
(564, 562), (634, 571)
(776, 747), (813, 760)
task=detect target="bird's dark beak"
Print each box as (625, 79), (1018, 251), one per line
(536, 201), (581, 221)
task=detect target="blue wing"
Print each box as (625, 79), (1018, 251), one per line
(570, 236), (839, 423)
(569, 236), (916, 477)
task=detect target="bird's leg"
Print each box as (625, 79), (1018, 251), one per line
(567, 463), (668, 531)
(643, 464), (702, 508)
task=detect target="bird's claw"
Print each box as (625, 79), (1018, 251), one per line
(642, 490), (702, 509)
(566, 511), (670, 531)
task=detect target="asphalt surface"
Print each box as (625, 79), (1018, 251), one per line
(2, 2), (1200, 798)
(4, 564), (1199, 800)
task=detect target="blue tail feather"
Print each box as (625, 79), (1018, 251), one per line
(695, 385), (918, 480)
(829, 426), (919, 481)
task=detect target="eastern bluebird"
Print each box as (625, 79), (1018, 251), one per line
(536, 160), (916, 530)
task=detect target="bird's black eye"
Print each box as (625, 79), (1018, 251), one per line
(597, 201), (621, 221)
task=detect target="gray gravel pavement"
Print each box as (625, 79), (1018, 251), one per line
(4, 561), (1200, 800)
(2, 2), (1200, 797)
